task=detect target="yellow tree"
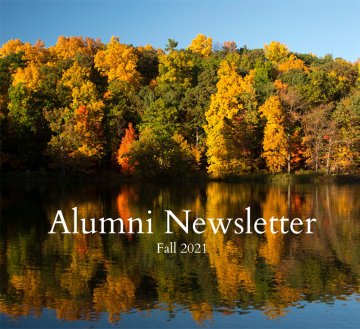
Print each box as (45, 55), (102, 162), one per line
(55, 62), (104, 172)
(259, 95), (287, 173)
(12, 61), (45, 92)
(94, 36), (139, 87)
(0, 39), (50, 63)
(157, 50), (194, 91)
(264, 41), (290, 64)
(0, 39), (28, 58)
(278, 56), (310, 74)
(68, 102), (104, 173)
(187, 34), (212, 58)
(8, 40), (51, 92)
(204, 60), (257, 178)
(50, 35), (102, 60)
(21, 39), (50, 64)
(59, 62), (99, 110)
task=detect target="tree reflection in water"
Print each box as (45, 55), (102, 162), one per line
(1, 181), (359, 326)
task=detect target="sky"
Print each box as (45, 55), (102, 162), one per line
(1, 0), (359, 62)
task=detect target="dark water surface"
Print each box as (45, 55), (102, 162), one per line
(1, 181), (359, 328)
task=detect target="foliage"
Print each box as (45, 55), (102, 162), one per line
(1, 35), (359, 176)
(301, 104), (335, 173)
(300, 71), (350, 105)
(278, 57), (310, 74)
(157, 50), (194, 92)
(263, 41), (290, 64)
(205, 60), (257, 178)
(259, 95), (287, 173)
(117, 123), (138, 174)
(94, 36), (139, 87)
(164, 39), (178, 53)
(187, 34), (213, 58)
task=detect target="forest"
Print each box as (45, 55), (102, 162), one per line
(0, 35), (359, 178)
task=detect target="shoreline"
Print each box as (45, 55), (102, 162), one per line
(2, 171), (360, 184)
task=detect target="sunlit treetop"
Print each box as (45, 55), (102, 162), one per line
(10, 40), (51, 91)
(157, 50), (194, 90)
(187, 34), (213, 58)
(22, 40), (51, 64)
(278, 57), (310, 74)
(94, 36), (140, 87)
(144, 44), (154, 51)
(137, 45), (154, 52)
(264, 41), (290, 64)
(0, 39), (28, 58)
(222, 41), (237, 52)
(12, 61), (44, 91)
(50, 35), (102, 60)
(60, 62), (99, 109)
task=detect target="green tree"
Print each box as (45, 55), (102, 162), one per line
(300, 71), (350, 106)
(140, 98), (179, 171)
(164, 39), (178, 53)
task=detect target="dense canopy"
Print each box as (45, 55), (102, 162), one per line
(1, 35), (359, 177)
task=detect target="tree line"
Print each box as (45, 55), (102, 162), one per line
(0, 35), (359, 177)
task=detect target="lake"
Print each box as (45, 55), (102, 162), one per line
(1, 181), (359, 328)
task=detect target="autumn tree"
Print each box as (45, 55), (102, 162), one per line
(187, 34), (213, 58)
(278, 57), (310, 74)
(301, 104), (335, 174)
(59, 61), (99, 110)
(44, 107), (73, 176)
(51, 35), (102, 60)
(68, 102), (104, 173)
(259, 95), (287, 173)
(156, 49), (194, 92)
(0, 39), (28, 58)
(277, 83), (307, 174)
(222, 41), (237, 52)
(94, 36), (140, 87)
(205, 60), (258, 177)
(117, 123), (137, 174)
(263, 41), (290, 64)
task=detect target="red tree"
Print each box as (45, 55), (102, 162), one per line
(117, 123), (137, 174)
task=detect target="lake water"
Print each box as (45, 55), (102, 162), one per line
(1, 181), (359, 328)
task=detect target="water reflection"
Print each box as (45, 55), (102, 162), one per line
(1, 182), (359, 327)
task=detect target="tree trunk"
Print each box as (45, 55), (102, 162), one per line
(287, 184), (291, 220)
(326, 139), (332, 175)
(287, 114), (291, 175)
